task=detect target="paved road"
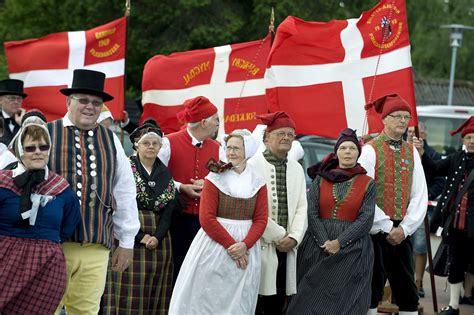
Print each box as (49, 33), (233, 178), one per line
(378, 235), (474, 315)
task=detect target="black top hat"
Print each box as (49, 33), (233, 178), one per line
(0, 79), (27, 98)
(60, 69), (114, 102)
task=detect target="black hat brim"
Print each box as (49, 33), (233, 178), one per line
(0, 91), (28, 98)
(60, 88), (114, 102)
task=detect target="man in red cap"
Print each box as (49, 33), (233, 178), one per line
(413, 116), (474, 315)
(158, 96), (220, 280)
(359, 94), (427, 315)
(248, 111), (308, 315)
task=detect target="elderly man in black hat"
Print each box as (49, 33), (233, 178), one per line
(0, 79), (27, 145)
(47, 69), (140, 315)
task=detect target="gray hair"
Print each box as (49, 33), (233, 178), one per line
(188, 114), (216, 129)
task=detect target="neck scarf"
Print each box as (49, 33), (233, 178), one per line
(206, 158), (233, 173)
(131, 155), (173, 210)
(307, 152), (367, 183)
(13, 169), (46, 223)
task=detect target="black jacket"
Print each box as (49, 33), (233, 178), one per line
(0, 113), (20, 145)
(422, 150), (474, 238)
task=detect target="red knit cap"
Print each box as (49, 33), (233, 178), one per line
(450, 116), (474, 138)
(176, 96), (218, 123)
(257, 111), (296, 132)
(364, 94), (411, 118)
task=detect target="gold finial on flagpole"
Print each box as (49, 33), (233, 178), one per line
(269, 7), (275, 33)
(125, 0), (131, 16)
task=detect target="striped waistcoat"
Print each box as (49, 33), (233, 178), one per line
(368, 136), (414, 220)
(216, 191), (257, 220)
(48, 120), (117, 248)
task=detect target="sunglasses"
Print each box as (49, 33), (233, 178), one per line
(69, 95), (103, 107)
(23, 144), (50, 153)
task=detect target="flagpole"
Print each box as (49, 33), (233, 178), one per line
(269, 7), (275, 45)
(362, 0), (396, 138)
(414, 125), (439, 314)
(120, 0), (131, 145)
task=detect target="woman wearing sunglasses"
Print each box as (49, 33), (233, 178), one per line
(0, 123), (81, 313)
(170, 130), (268, 314)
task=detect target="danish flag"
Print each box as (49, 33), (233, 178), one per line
(4, 17), (126, 121)
(265, 0), (417, 137)
(141, 34), (271, 135)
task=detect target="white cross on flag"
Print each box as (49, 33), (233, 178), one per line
(4, 17), (126, 121)
(141, 34), (271, 135)
(265, 0), (417, 138)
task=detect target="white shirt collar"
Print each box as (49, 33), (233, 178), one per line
(62, 114), (74, 127)
(2, 110), (12, 119)
(206, 163), (265, 198)
(186, 128), (202, 146)
(62, 114), (98, 129)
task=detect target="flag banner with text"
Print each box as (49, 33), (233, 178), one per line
(265, 0), (417, 137)
(141, 34), (271, 135)
(4, 17), (126, 121)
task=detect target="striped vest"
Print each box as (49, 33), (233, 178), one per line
(368, 135), (414, 220)
(319, 175), (372, 222)
(48, 120), (117, 248)
(216, 191), (257, 220)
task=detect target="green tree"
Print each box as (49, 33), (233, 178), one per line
(0, 0), (472, 101)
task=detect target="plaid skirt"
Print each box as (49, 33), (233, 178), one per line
(103, 210), (173, 315)
(0, 235), (67, 314)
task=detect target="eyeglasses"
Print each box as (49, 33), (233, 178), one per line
(69, 95), (103, 107)
(4, 95), (23, 102)
(23, 144), (50, 153)
(139, 140), (161, 147)
(272, 131), (296, 139)
(225, 146), (243, 152)
(388, 114), (411, 121)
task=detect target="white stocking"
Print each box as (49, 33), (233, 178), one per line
(449, 281), (462, 309)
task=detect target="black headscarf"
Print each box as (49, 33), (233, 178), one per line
(307, 128), (366, 182)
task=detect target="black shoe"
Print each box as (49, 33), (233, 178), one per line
(460, 296), (474, 305)
(417, 287), (425, 298)
(439, 305), (459, 315)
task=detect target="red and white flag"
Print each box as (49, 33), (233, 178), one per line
(265, 0), (417, 138)
(4, 17), (126, 121)
(141, 34), (272, 135)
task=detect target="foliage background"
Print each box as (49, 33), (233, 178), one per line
(0, 0), (473, 100)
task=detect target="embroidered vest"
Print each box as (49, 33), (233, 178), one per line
(368, 136), (414, 220)
(47, 120), (117, 248)
(167, 129), (219, 215)
(319, 175), (372, 222)
(216, 190), (257, 220)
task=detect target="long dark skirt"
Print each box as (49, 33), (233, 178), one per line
(0, 235), (67, 314)
(287, 220), (374, 315)
(103, 210), (173, 315)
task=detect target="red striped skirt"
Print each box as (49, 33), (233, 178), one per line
(0, 235), (67, 314)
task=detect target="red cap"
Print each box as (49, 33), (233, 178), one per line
(364, 94), (411, 118)
(450, 116), (474, 138)
(176, 96), (218, 123)
(257, 111), (296, 132)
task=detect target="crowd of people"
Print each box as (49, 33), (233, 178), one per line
(0, 70), (473, 315)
